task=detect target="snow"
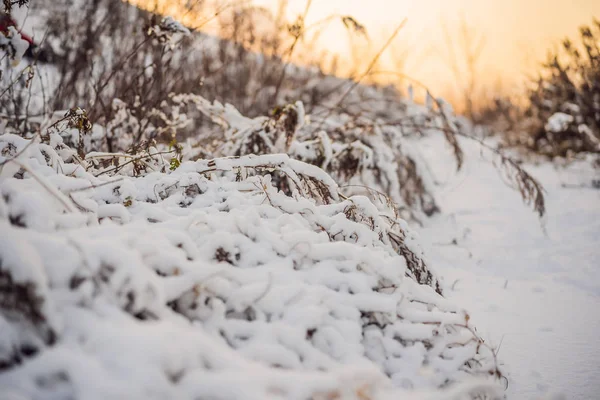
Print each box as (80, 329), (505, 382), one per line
(2, 94), (597, 398)
(544, 113), (574, 133)
(415, 134), (600, 399)
(1, 4), (598, 398)
(0, 129), (504, 399)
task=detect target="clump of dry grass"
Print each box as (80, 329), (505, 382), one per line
(3, 0), (546, 221)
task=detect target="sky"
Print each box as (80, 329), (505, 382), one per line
(253, 0), (599, 97)
(133, 0), (600, 104)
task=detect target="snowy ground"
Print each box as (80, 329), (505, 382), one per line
(416, 135), (600, 399)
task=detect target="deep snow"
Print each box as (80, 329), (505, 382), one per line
(416, 135), (600, 399)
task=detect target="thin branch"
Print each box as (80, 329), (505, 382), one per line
(271, 0), (313, 105)
(313, 19), (407, 131)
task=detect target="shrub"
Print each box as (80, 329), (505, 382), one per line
(524, 18), (600, 157)
(4, 0), (546, 221)
(0, 122), (505, 398)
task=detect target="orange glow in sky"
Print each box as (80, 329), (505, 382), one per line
(131, 0), (600, 104)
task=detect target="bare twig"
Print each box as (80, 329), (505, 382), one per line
(313, 19), (407, 132)
(271, 0), (313, 105)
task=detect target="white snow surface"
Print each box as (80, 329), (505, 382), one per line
(0, 131), (504, 399)
(415, 135), (600, 400)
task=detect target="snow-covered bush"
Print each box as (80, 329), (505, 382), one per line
(522, 18), (600, 157)
(11, 0), (545, 221)
(0, 119), (505, 398)
(171, 92), (446, 220)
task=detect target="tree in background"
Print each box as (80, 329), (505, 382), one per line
(525, 18), (600, 157)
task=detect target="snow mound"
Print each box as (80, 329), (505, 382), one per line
(0, 129), (503, 399)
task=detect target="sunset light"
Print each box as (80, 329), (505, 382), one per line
(129, 0), (600, 106)
(2, 1), (600, 399)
